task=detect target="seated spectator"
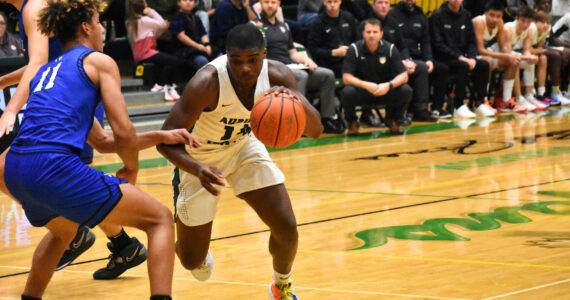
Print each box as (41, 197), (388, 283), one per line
(128, 0), (181, 101)
(386, 0), (441, 122)
(171, 0), (220, 71)
(498, 6), (540, 111)
(258, 0), (343, 133)
(101, 0), (127, 40)
(0, 11), (22, 57)
(298, 0), (321, 27)
(195, 0), (216, 34)
(472, 0), (518, 114)
(430, 0), (490, 119)
(342, 19), (412, 135)
(210, 0), (256, 52)
(536, 0), (570, 103)
(527, 10), (554, 108)
(551, 11), (570, 99)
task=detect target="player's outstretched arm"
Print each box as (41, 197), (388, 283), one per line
(84, 52), (138, 183)
(267, 60), (323, 138)
(157, 66), (225, 196)
(87, 119), (201, 153)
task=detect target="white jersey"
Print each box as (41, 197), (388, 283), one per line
(191, 55), (270, 150)
(553, 13), (570, 44)
(529, 22), (550, 46)
(476, 14), (499, 42)
(505, 20), (529, 51)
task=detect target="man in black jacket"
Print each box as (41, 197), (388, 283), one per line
(307, 0), (385, 127)
(430, 0), (490, 118)
(387, 0), (443, 121)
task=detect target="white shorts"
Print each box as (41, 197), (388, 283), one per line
(175, 135), (285, 226)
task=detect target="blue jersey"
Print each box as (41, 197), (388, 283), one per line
(13, 46), (100, 153)
(19, 0), (62, 61)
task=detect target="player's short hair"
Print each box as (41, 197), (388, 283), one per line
(38, 0), (107, 44)
(517, 6), (535, 19)
(226, 23), (265, 52)
(534, 10), (552, 23)
(484, 0), (505, 12)
(360, 18), (382, 32)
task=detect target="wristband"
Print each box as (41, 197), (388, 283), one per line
(389, 82), (393, 90)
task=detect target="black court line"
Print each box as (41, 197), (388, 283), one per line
(1, 178), (568, 279)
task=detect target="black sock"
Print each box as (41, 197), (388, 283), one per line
(22, 295), (41, 300)
(150, 295), (172, 300)
(108, 228), (131, 252)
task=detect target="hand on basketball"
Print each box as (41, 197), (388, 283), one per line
(162, 129), (202, 148)
(116, 165), (138, 184)
(266, 86), (296, 98)
(0, 111), (16, 138)
(197, 165), (225, 196)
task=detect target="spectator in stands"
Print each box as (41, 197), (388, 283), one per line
(252, 0), (299, 36)
(297, 0), (321, 27)
(146, 0), (179, 19)
(210, 0), (256, 52)
(472, 0), (518, 114)
(430, 0), (490, 118)
(100, 0), (127, 40)
(528, 10), (555, 107)
(342, 19), (412, 135)
(386, 0), (441, 122)
(308, 0), (385, 127)
(258, 0), (343, 133)
(195, 0), (216, 34)
(551, 11), (570, 100)
(0, 11), (22, 57)
(497, 6), (541, 111)
(171, 0), (220, 71)
(128, 0), (181, 101)
(535, 0), (570, 103)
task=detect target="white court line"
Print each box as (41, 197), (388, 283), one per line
(481, 278), (570, 299)
(0, 267), (469, 300)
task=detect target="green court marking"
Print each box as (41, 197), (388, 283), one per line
(419, 147), (570, 170)
(351, 201), (570, 250)
(537, 191), (570, 199)
(93, 115), (519, 172)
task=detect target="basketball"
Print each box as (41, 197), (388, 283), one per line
(250, 91), (306, 148)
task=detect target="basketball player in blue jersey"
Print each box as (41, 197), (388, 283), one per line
(0, 0), (155, 278)
(0, 0), (179, 298)
(158, 24), (323, 300)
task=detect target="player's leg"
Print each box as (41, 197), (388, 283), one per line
(23, 217), (78, 298)
(175, 220), (214, 281)
(99, 183), (174, 297)
(239, 184), (299, 299)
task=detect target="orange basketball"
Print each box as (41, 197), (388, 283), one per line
(250, 92), (306, 148)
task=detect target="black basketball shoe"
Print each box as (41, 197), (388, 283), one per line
(93, 237), (147, 280)
(57, 225), (96, 270)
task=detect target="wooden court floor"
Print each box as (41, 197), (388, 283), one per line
(0, 109), (569, 299)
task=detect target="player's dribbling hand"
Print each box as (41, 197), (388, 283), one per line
(198, 165), (225, 196)
(116, 165), (138, 184)
(162, 129), (202, 148)
(0, 111), (16, 138)
(266, 86), (294, 97)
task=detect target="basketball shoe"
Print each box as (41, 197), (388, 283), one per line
(269, 280), (298, 300)
(475, 100), (496, 117)
(93, 237), (147, 279)
(191, 250), (214, 281)
(57, 225), (96, 270)
(168, 84), (181, 101)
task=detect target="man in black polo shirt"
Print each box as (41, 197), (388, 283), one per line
(258, 0), (343, 133)
(342, 18), (412, 135)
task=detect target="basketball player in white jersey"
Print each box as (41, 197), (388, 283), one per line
(501, 6), (540, 112)
(157, 24), (323, 300)
(527, 10), (553, 109)
(473, 0), (521, 114)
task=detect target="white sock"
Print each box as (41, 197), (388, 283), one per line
(538, 86), (545, 96)
(503, 79), (515, 102)
(274, 270), (291, 285)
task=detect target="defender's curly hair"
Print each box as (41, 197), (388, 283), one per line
(38, 0), (107, 44)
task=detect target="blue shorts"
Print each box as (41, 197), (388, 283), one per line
(4, 144), (126, 228)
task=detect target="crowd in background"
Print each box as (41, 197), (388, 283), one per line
(1, 0), (570, 135)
